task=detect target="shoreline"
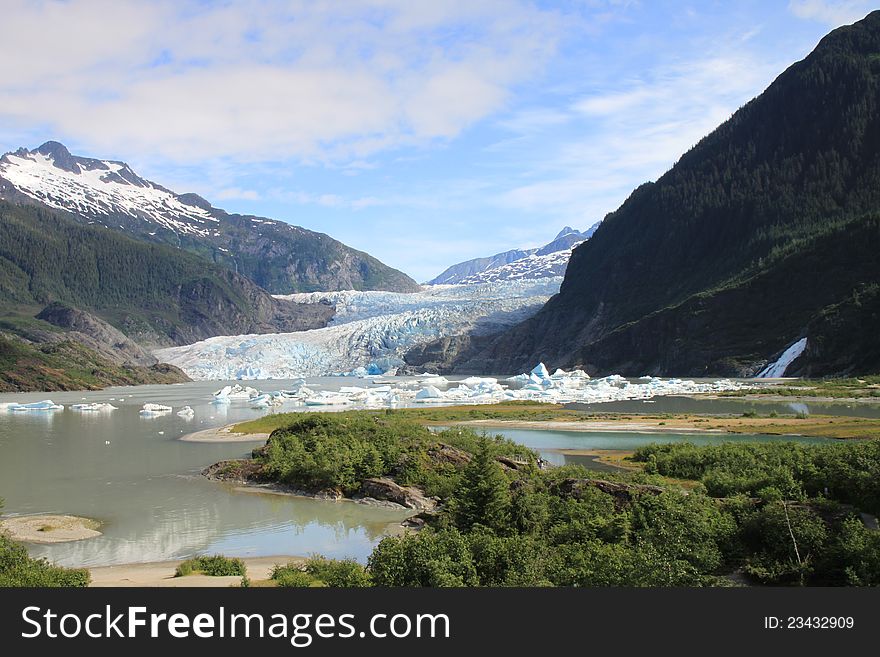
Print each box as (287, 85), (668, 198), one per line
(179, 426), (270, 443)
(87, 555), (306, 587)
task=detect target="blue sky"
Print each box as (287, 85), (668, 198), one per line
(0, 0), (875, 282)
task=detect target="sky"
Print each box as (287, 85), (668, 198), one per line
(0, 0), (876, 282)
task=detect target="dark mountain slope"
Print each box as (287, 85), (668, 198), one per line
(0, 201), (333, 347)
(459, 11), (880, 377)
(0, 142), (419, 294)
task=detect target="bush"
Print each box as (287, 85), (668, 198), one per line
(304, 557), (371, 587)
(271, 564), (319, 588)
(0, 535), (90, 587)
(175, 555), (245, 578)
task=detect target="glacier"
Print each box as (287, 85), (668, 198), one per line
(155, 278), (562, 380)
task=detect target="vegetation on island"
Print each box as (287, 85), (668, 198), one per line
(219, 412), (880, 587)
(720, 376), (880, 399)
(0, 501), (90, 587)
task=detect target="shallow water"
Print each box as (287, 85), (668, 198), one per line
(0, 379), (855, 567)
(0, 379), (411, 567)
(461, 426), (836, 469)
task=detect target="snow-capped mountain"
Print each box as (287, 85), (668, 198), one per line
(429, 224), (599, 285)
(0, 141), (418, 293)
(0, 142), (218, 236)
(155, 278), (562, 380)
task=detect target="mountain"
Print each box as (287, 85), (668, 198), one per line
(0, 142), (419, 293)
(428, 224), (598, 285)
(0, 200), (334, 347)
(456, 12), (880, 377)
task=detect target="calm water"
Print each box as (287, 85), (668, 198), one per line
(482, 427), (836, 468)
(0, 379), (411, 568)
(0, 379), (856, 567)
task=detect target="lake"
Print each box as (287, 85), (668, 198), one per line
(0, 378), (856, 567)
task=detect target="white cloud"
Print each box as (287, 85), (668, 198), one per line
(0, 0), (562, 164)
(214, 187), (261, 201)
(788, 1), (874, 26)
(492, 47), (787, 224)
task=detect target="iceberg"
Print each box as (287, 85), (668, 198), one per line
(531, 363), (550, 379)
(139, 403), (172, 416)
(8, 400), (64, 412)
(70, 403), (117, 412)
(176, 406), (195, 418)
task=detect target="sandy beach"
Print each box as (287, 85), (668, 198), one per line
(0, 515), (102, 544)
(88, 556), (305, 587)
(180, 425), (270, 443)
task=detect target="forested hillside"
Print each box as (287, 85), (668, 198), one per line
(460, 11), (880, 377)
(0, 201), (333, 346)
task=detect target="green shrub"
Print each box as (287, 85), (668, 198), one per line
(175, 555), (245, 577)
(271, 564), (319, 588)
(304, 557), (371, 587)
(0, 535), (90, 587)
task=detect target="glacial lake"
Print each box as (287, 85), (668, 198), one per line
(0, 378), (862, 567)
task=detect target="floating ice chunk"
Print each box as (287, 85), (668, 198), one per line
(415, 385), (444, 400)
(304, 394), (352, 406)
(214, 384), (259, 399)
(531, 363), (550, 379)
(139, 403), (172, 416)
(176, 406), (195, 418)
(461, 377), (498, 387)
(550, 368), (568, 379)
(71, 403), (117, 412)
(9, 400), (64, 412)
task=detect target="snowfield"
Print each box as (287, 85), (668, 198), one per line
(453, 242), (583, 285)
(155, 279), (562, 380)
(0, 149), (218, 236)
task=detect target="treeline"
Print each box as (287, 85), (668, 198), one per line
(0, 201), (285, 344)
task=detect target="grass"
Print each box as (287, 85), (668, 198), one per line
(231, 402), (585, 435)
(231, 403), (880, 443)
(722, 376), (880, 400)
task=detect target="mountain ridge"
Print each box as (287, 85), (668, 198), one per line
(428, 223), (598, 285)
(0, 142), (419, 294)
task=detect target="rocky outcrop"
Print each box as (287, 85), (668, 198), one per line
(426, 443), (472, 467)
(358, 477), (437, 511)
(36, 302), (157, 366)
(550, 478), (664, 509)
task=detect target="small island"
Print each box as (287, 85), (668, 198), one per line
(0, 514), (102, 544)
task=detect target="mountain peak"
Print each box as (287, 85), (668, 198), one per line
(35, 140), (71, 158)
(34, 140), (80, 173)
(554, 226), (577, 240)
